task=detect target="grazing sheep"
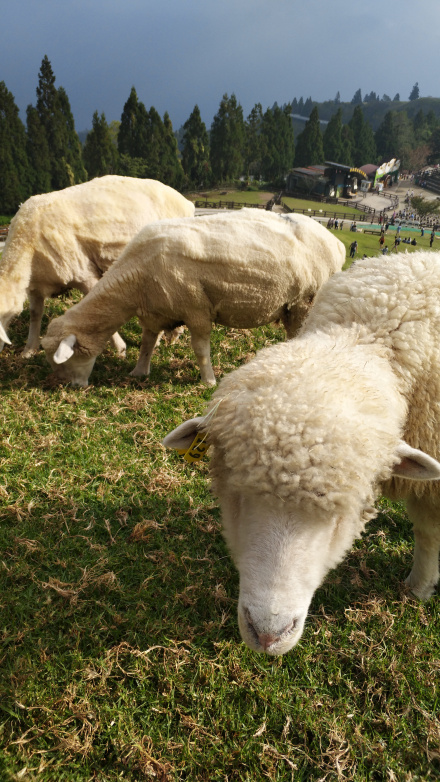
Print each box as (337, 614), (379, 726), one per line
(0, 175), (194, 356)
(41, 209), (345, 387)
(163, 252), (440, 655)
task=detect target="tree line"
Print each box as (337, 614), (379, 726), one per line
(2, 57), (440, 216)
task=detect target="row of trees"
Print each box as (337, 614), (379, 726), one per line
(1, 57), (440, 216)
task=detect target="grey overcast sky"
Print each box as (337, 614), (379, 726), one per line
(2, 0), (440, 133)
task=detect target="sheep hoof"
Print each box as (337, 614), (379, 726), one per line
(203, 377), (217, 387)
(21, 347), (38, 358)
(404, 573), (436, 600)
(129, 367), (149, 378)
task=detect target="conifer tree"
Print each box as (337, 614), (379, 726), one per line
(244, 103), (263, 181)
(34, 55), (85, 190)
(409, 82), (420, 101)
(26, 105), (51, 194)
(160, 112), (184, 190)
(375, 111), (397, 160)
(83, 111), (118, 178)
(294, 107), (324, 167)
(323, 108), (344, 162)
(181, 105), (210, 188)
(118, 86), (142, 158)
(340, 125), (354, 165)
(348, 106), (376, 164)
(260, 105), (295, 183)
(210, 94), (245, 183)
(0, 81), (31, 213)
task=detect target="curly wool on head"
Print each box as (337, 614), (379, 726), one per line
(207, 332), (407, 522)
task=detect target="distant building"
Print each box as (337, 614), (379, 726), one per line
(286, 162), (368, 198)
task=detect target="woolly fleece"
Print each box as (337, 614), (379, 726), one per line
(42, 209), (345, 384)
(0, 175), (194, 352)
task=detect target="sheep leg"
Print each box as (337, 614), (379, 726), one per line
(129, 327), (161, 377)
(190, 330), (216, 386)
(404, 495), (440, 599)
(77, 278), (126, 357)
(110, 331), (127, 357)
(21, 292), (45, 357)
(282, 298), (313, 340)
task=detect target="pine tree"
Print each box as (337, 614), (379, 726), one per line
(375, 111), (396, 160)
(57, 87), (87, 184)
(340, 125), (354, 165)
(210, 94), (245, 183)
(409, 82), (420, 101)
(0, 81), (31, 213)
(323, 109), (344, 162)
(34, 55), (85, 190)
(349, 106), (376, 164)
(83, 111), (118, 178)
(294, 107), (324, 167)
(118, 86), (141, 157)
(260, 105), (295, 183)
(182, 105), (210, 188)
(26, 105), (51, 194)
(160, 112), (184, 189)
(351, 88), (362, 105)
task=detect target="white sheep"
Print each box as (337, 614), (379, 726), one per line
(0, 175), (194, 357)
(41, 209), (345, 387)
(163, 252), (440, 655)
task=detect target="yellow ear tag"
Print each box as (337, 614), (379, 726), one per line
(177, 431), (209, 463)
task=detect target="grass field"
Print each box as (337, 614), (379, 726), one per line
(0, 290), (439, 781)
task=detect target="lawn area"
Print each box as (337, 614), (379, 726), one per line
(187, 188), (272, 206)
(0, 295), (439, 781)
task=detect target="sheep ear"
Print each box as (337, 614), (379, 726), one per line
(53, 334), (77, 364)
(162, 417), (207, 451)
(392, 441), (440, 481)
(0, 322), (11, 345)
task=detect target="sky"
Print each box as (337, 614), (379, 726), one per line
(2, 0), (440, 134)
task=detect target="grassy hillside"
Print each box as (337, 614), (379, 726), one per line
(292, 96), (440, 136)
(0, 285), (439, 780)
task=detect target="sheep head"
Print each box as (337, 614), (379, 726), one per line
(42, 330), (97, 387)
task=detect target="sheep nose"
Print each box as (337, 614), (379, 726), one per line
(257, 632), (283, 651)
(244, 609), (297, 652)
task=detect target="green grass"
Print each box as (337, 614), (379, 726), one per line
(188, 188), (272, 206)
(281, 196), (362, 217)
(0, 299), (439, 781)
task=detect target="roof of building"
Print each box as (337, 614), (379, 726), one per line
(359, 164), (379, 175)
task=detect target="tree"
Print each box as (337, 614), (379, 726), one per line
(118, 86), (142, 157)
(26, 105), (51, 194)
(323, 108), (344, 162)
(351, 88), (362, 105)
(260, 104), (295, 183)
(0, 81), (31, 213)
(375, 111), (396, 160)
(340, 125), (354, 166)
(334, 91), (341, 104)
(210, 93), (245, 183)
(160, 111), (185, 189)
(428, 127), (440, 164)
(244, 103), (263, 181)
(182, 104), (210, 188)
(83, 111), (118, 178)
(294, 107), (324, 167)
(57, 87), (87, 185)
(409, 82), (420, 101)
(393, 93), (400, 102)
(410, 195), (440, 219)
(364, 91), (378, 103)
(348, 106), (376, 164)
(382, 94), (391, 102)
(34, 55), (85, 190)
